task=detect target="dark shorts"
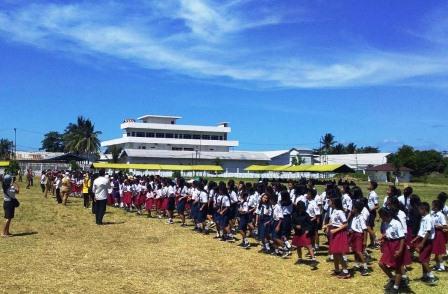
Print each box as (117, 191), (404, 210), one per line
(176, 199), (186, 213)
(367, 210), (377, 228)
(239, 214), (250, 232)
(271, 220), (282, 240)
(281, 215), (292, 238)
(167, 197), (176, 211)
(4, 201), (15, 219)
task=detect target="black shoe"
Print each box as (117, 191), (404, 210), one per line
(360, 268), (370, 276)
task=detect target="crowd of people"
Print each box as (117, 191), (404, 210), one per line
(4, 169), (448, 293)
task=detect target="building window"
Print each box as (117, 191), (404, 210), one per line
(127, 132), (131, 137)
(211, 135), (219, 140)
(156, 133), (164, 138)
(146, 132), (155, 137)
(193, 134), (201, 139)
(219, 136), (223, 140)
(165, 133), (174, 138)
(184, 147), (194, 151)
(174, 134), (179, 138)
(131, 132), (136, 137)
(183, 134), (192, 139)
(136, 132), (145, 137)
(172, 147), (182, 151)
(202, 135), (210, 140)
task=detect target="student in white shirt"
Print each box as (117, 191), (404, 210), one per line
(92, 169), (111, 225)
(256, 193), (273, 253)
(238, 192), (251, 249)
(341, 186), (353, 216)
(349, 201), (369, 276)
(271, 198), (285, 256)
(431, 199), (448, 272)
(306, 189), (321, 250)
(367, 181), (379, 248)
(411, 202), (437, 284)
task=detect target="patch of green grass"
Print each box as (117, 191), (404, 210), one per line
(0, 180), (447, 293)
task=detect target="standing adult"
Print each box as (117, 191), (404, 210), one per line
(61, 172), (71, 206)
(40, 172), (47, 194)
(26, 169), (33, 189)
(92, 169), (110, 225)
(82, 173), (91, 209)
(2, 175), (19, 237)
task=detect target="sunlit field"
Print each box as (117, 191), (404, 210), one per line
(1, 180), (447, 294)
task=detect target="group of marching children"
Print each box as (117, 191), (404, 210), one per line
(71, 172), (447, 292)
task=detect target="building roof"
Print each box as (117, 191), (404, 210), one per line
(244, 164), (355, 173)
(365, 163), (413, 172)
(323, 153), (390, 168)
(92, 162), (223, 171)
(121, 149), (270, 161)
(137, 115), (182, 120)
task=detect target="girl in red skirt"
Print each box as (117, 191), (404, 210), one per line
(431, 199), (447, 272)
(411, 202), (437, 285)
(122, 179), (133, 212)
(324, 196), (350, 279)
(292, 201), (317, 267)
(349, 200), (369, 276)
(378, 207), (411, 293)
(145, 185), (155, 218)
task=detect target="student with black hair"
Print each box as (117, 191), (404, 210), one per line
(197, 183), (209, 233)
(398, 186), (413, 213)
(280, 190), (293, 252)
(431, 199), (447, 271)
(349, 200), (369, 276)
(378, 207), (411, 293)
(306, 188), (321, 250)
(383, 185), (399, 208)
(2, 175), (19, 237)
(255, 193), (273, 253)
(411, 202), (437, 285)
(292, 201), (317, 267)
(367, 181), (379, 249)
(238, 192), (251, 249)
(325, 197), (350, 279)
(437, 192), (448, 217)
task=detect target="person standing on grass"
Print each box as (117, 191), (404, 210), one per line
(61, 172), (71, 206)
(2, 175), (19, 237)
(40, 172), (47, 194)
(82, 173), (91, 209)
(92, 169), (111, 225)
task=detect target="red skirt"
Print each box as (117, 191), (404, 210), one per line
(405, 227), (414, 249)
(107, 194), (115, 205)
(415, 237), (433, 264)
(432, 229), (446, 255)
(350, 232), (365, 253)
(161, 198), (169, 211)
(155, 198), (163, 210)
(135, 193), (146, 206)
(292, 233), (311, 247)
(380, 239), (411, 270)
(123, 192), (132, 205)
(329, 229), (349, 255)
(145, 198), (154, 211)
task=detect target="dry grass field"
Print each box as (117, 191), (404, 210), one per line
(1, 180), (448, 294)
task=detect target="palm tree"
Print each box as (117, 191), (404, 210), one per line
(0, 138), (13, 160)
(345, 142), (357, 154)
(320, 133), (336, 153)
(64, 116), (102, 162)
(108, 146), (122, 163)
(332, 143), (345, 154)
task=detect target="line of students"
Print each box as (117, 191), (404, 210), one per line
(64, 173), (447, 293)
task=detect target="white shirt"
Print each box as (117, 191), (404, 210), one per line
(217, 194), (230, 208)
(167, 186), (176, 198)
(361, 207), (370, 221)
(342, 194), (353, 212)
(350, 214), (367, 233)
(93, 176), (111, 201)
(256, 204), (273, 217)
(443, 205), (448, 217)
(199, 191), (208, 203)
(431, 211), (447, 227)
(294, 195), (307, 206)
(272, 204), (284, 221)
(384, 219), (405, 239)
(397, 210), (407, 232)
(418, 214), (435, 239)
(368, 191), (379, 210)
(239, 201), (249, 213)
(398, 195), (411, 210)
(306, 199), (320, 218)
(248, 193), (259, 208)
(40, 174), (46, 184)
(229, 190), (238, 204)
(382, 196), (389, 207)
(281, 203), (293, 216)
(329, 209), (347, 228)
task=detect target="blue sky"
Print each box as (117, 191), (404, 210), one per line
(0, 0), (447, 152)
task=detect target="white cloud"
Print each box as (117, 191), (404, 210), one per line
(0, 1), (447, 89)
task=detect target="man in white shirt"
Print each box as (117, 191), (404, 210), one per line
(92, 169), (111, 225)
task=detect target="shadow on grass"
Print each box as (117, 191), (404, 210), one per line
(101, 221), (125, 225)
(11, 231), (38, 237)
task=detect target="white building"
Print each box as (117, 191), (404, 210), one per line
(365, 163), (413, 183)
(323, 153), (390, 171)
(101, 115), (316, 172)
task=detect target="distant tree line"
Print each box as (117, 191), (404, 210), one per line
(315, 133), (379, 155)
(387, 145), (448, 177)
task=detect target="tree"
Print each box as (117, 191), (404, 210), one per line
(320, 133), (336, 154)
(64, 116), (102, 162)
(107, 146), (123, 163)
(331, 143), (345, 154)
(41, 131), (65, 152)
(0, 138), (13, 160)
(5, 160), (20, 176)
(291, 155), (304, 165)
(345, 142), (357, 154)
(357, 146), (380, 153)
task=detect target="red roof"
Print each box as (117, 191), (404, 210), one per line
(365, 163), (413, 172)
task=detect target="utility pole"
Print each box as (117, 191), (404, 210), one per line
(13, 128), (17, 159)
